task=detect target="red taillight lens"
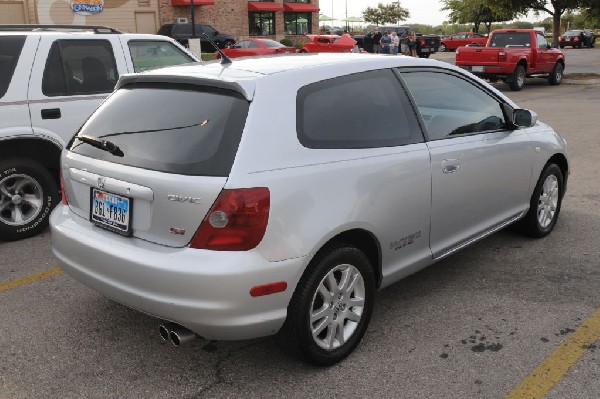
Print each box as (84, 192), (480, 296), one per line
(189, 188), (270, 251)
(60, 172), (69, 205)
(420, 39), (425, 46)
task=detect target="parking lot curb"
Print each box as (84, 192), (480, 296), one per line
(563, 78), (600, 85)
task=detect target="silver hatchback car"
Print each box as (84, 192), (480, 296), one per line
(51, 53), (568, 366)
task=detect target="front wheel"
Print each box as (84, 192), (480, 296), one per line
(509, 65), (526, 91)
(223, 40), (235, 48)
(438, 43), (446, 52)
(549, 62), (563, 85)
(0, 158), (59, 241)
(517, 163), (564, 238)
(277, 244), (375, 366)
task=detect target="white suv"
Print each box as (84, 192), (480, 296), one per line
(51, 53), (568, 365)
(0, 25), (197, 241)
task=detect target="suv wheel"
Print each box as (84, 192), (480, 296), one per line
(224, 39), (235, 48)
(517, 163), (563, 238)
(277, 244), (375, 366)
(0, 159), (59, 241)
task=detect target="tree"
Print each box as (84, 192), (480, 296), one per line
(486, 0), (588, 47)
(442, 0), (516, 33)
(362, 2), (410, 26)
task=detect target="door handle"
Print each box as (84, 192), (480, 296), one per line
(41, 108), (61, 119)
(442, 159), (461, 174)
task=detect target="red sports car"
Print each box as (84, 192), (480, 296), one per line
(216, 38), (295, 59)
(299, 34), (357, 53)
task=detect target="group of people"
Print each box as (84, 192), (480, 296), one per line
(372, 29), (418, 57)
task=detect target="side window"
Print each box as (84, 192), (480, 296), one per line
(0, 36), (26, 98)
(246, 41), (260, 49)
(297, 69), (423, 149)
(128, 40), (194, 72)
(42, 40), (118, 96)
(537, 33), (548, 49)
(400, 70), (507, 140)
(236, 40), (250, 49)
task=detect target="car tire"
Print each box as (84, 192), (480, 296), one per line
(439, 43), (446, 52)
(223, 40), (235, 48)
(277, 244), (375, 366)
(517, 163), (563, 238)
(509, 65), (526, 91)
(560, 45), (564, 49)
(0, 158), (59, 241)
(549, 62), (563, 85)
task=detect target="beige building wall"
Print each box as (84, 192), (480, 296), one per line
(3, 0), (160, 33)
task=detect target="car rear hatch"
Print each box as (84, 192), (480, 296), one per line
(61, 81), (250, 247)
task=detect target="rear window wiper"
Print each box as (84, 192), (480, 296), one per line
(76, 135), (124, 157)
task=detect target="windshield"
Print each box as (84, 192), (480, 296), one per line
(69, 83), (249, 176)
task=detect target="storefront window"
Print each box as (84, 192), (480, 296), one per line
(285, 12), (311, 35)
(249, 12), (275, 36)
(284, 0), (310, 3)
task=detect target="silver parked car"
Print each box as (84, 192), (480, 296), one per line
(51, 53), (568, 366)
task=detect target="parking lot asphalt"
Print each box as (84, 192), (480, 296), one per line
(1, 52), (599, 399)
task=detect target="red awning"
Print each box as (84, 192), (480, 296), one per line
(171, 0), (214, 6)
(248, 2), (284, 12)
(283, 3), (320, 12)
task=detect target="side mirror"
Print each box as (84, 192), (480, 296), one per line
(513, 109), (537, 127)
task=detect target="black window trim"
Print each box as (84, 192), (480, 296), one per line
(393, 66), (514, 142)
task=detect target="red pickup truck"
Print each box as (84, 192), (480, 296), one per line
(455, 29), (565, 91)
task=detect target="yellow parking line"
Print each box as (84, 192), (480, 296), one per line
(0, 267), (63, 293)
(506, 307), (600, 399)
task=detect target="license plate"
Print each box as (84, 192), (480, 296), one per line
(90, 188), (132, 236)
(472, 66), (485, 72)
(421, 48), (429, 52)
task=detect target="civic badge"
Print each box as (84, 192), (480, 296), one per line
(97, 177), (105, 189)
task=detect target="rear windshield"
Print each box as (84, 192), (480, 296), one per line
(69, 83), (249, 176)
(0, 36), (26, 98)
(489, 32), (531, 47)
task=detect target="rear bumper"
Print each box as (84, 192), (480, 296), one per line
(50, 205), (307, 340)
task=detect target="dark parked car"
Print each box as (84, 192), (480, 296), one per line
(559, 29), (595, 48)
(157, 23), (235, 51)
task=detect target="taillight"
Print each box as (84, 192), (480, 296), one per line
(189, 188), (270, 251)
(498, 51), (506, 62)
(60, 172), (69, 205)
(420, 39), (425, 46)
(574, 37), (579, 41)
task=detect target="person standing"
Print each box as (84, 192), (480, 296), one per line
(408, 31), (418, 57)
(380, 30), (392, 54)
(391, 31), (400, 55)
(400, 30), (409, 55)
(372, 28), (382, 53)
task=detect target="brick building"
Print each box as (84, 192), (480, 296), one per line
(159, 0), (320, 41)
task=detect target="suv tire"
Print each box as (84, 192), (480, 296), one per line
(277, 244), (375, 366)
(0, 159), (59, 241)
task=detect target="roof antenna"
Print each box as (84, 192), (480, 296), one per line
(202, 33), (232, 65)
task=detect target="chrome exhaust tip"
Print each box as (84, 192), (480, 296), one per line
(158, 322), (177, 341)
(169, 324), (197, 346)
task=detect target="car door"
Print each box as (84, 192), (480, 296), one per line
(398, 68), (534, 259)
(533, 32), (554, 73)
(28, 36), (128, 147)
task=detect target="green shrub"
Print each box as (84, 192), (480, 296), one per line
(280, 39), (293, 47)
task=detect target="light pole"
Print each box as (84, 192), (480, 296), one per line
(345, 0), (348, 31)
